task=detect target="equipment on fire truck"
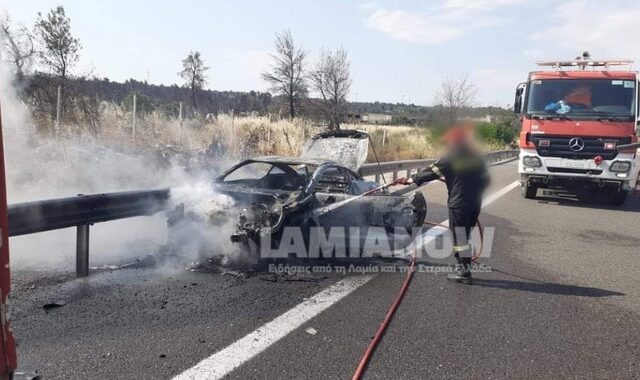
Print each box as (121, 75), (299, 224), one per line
(536, 51), (634, 71)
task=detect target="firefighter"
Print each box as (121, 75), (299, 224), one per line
(565, 85), (592, 108)
(398, 126), (490, 284)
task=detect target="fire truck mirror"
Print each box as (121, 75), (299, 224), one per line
(514, 83), (526, 115)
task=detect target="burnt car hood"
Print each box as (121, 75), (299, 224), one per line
(300, 130), (369, 172)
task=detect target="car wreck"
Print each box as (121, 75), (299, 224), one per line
(211, 129), (427, 256)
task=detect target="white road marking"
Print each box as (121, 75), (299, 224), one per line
(172, 275), (373, 380)
(397, 180), (520, 256)
(482, 180), (520, 207)
(174, 179), (521, 379)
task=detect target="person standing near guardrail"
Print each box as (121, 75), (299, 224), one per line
(397, 126), (490, 284)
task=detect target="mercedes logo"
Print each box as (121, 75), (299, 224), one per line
(569, 137), (585, 152)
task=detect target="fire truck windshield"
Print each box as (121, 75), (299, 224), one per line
(526, 79), (636, 120)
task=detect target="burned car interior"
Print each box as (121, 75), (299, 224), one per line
(208, 130), (427, 252)
(219, 159), (375, 196)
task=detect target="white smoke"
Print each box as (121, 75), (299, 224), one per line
(0, 62), (239, 272)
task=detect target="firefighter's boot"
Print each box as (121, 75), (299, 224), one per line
(447, 261), (472, 285)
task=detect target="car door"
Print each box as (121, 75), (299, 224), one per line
(310, 165), (368, 257)
(347, 171), (427, 256)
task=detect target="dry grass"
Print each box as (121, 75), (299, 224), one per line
(359, 125), (437, 161)
(53, 103), (439, 162)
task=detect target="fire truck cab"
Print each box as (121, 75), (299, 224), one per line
(514, 53), (640, 205)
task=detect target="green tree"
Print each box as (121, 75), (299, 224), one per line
(34, 6), (80, 109)
(123, 93), (157, 114)
(179, 51), (209, 112)
(476, 122), (517, 145)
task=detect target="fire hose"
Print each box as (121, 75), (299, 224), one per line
(352, 178), (484, 380)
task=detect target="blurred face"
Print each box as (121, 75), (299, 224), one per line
(444, 133), (471, 150)
(445, 139), (461, 149)
(565, 86), (592, 106)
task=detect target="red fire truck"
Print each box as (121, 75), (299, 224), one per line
(515, 52), (640, 205)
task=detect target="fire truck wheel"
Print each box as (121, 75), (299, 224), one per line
(521, 182), (538, 199)
(611, 189), (628, 206)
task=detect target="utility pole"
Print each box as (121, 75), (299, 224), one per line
(178, 101), (183, 144)
(132, 93), (137, 140)
(267, 120), (271, 142)
(55, 85), (62, 136)
(230, 109), (235, 131)
(152, 112), (157, 135)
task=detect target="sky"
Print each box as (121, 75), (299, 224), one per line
(4, 0), (640, 106)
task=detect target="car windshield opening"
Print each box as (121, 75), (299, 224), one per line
(222, 162), (314, 191)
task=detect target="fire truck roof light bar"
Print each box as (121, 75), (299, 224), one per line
(536, 59), (634, 71)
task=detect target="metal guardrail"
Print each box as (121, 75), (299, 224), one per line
(482, 149), (520, 165)
(6, 150), (517, 278)
(359, 150), (518, 182)
(8, 189), (169, 277)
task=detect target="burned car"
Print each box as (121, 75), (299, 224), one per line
(213, 130), (427, 256)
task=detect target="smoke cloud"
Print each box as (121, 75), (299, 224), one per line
(0, 63), (238, 272)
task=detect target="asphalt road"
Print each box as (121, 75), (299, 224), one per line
(10, 159), (640, 379)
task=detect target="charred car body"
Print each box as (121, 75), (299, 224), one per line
(213, 130), (427, 255)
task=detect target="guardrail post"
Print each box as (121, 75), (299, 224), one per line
(76, 224), (90, 277)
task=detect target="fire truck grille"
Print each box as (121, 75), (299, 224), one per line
(528, 135), (631, 160)
(547, 167), (603, 175)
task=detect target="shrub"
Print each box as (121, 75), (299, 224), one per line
(476, 122), (517, 145)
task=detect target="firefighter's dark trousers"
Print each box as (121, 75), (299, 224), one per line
(448, 207), (480, 274)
